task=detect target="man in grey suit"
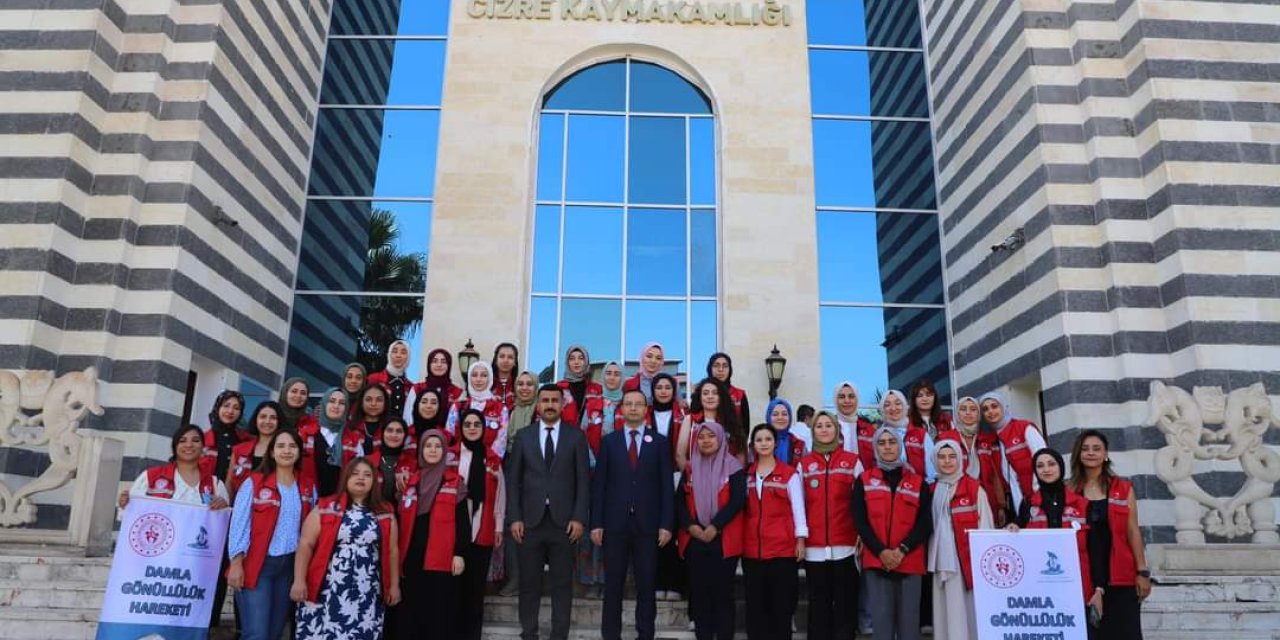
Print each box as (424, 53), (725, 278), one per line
(506, 383), (590, 640)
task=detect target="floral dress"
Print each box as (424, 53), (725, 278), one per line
(296, 505), (384, 640)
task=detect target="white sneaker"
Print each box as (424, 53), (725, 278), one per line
(687, 620), (696, 631)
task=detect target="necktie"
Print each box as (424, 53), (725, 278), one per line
(628, 430), (639, 469)
(544, 427), (555, 468)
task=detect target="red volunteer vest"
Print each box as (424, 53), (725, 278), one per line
(238, 472), (315, 590)
(743, 462), (799, 560)
(305, 495), (395, 602)
(799, 449), (860, 548)
(860, 467), (927, 575)
(911, 411), (953, 435)
(298, 423), (363, 488)
(557, 379), (605, 434)
(450, 397), (509, 451)
(1081, 478), (1138, 587)
(397, 470), (462, 572)
(146, 463), (217, 501)
(996, 419), (1040, 499)
(459, 447), (503, 547)
(903, 426), (928, 476)
(492, 375), (517, 412)
(412, 381), (464, 408)
(727, 385), (747, 422)
(201, 427), (249, 477)
(678, 473), (743, 559)
(847, 416), (877, 471)
(944, 475), (983, 589)
(937, 429), (1007, 524)
(367, 449), (419, 501)
(1028, 490), (1093, 601)
(227, 440), (262, 495)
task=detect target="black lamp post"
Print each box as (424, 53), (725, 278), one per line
(765, 344), (787, 399)
(458, 339), (480, 377)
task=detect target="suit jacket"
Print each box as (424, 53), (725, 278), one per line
(590, 427), (675, 534)
(505, 420), (590, 529)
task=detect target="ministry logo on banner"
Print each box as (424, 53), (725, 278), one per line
(970, 529), (1088, 640)
(96, 497), (230, 640)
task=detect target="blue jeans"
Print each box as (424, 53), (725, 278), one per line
(236, 553), (294, 640)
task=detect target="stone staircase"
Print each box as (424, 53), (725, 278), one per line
(0, 550), (1276, 639)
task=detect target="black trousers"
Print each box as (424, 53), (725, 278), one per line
(686, 539), (738, 640)
(806, 555), (859, 640)
(743, 557), (799, 640)
(397, 568), (455, 640)
(602, 515), (659, 640)
(456, 543), (493, 640)
(1088, 586), (1144, 640)
(656, 535), (686, 593)
(518, 514), (575, 640)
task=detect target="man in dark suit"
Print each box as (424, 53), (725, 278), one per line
(590, 388), (675, 640)
(506, 384), (591, 640)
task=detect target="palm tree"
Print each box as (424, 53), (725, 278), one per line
(356, 208), (427, 371)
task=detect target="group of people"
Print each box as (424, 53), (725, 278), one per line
(119, 340), (1151, 640)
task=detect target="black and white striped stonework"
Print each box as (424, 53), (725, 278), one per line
(920, 0), (1280, 542)
(0, 0), (330, 527)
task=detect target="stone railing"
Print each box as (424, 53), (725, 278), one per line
(0, 368), (122, 555)
(1147, 381), (1280, 545)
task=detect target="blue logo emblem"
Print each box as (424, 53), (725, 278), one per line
(1041, 551), (1064, 576)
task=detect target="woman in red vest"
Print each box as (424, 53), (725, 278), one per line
(677, 421), (745, 640)
(367, 418), (417, 503)
(907, 379), (952, 437)
(800, 411), (863, 640)
(742, 424), (808, 640)
(706, 352), (751, 429)
(1069, 430), (1150, 639)
(227, 401), (282, 499)
(349, 384), (389, 457)
(415, 348), (465, 409)
(491, 342), (520, 411)
(366, 339), (416, 422)
(936, 397), (1009, 527)
(410, 387), (445, 443)
(853, 426), (933, 640)
(455, 410), (506, 640)
(396, 429), (470, 640)
(278, 377), (316, 433)
(121, 424), (230, 508)
(226, 430), (316, 640)
(623, 341), (666, 403)
(201, 390), (248, 481)
(833, 381), (876, 469)
(299, 388), (361, 498)
(677, 378), (744, 470)
(927, 440), (993, 640)
(882, 390), (935, 480)
(292, 458), (400, 639)
(1011, 448), (1093, 607)
(448, 361), (510, 456)
(979, 391), (1046, 524)
(556, 344), (604, 432)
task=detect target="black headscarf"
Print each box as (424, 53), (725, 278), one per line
(411, 388), (445, 438)
(706, 352), (734, 384)
(651, 373), (677, 412)
(1033, 448), (1067, 528)
(458, 409), (487, 508)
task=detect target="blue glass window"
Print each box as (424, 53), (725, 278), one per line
(817, 211), (943, 304)
(527, 297), (559, 380)
(806, 0), (922, 48)
(331, 0), (450, 35)
(320, 40), (446, 105)
(297, 200), (431, 292)
(308, 109), (440, 198)
(810, 50), (928, 118)
(812, 119), (875, 208)
(530, 59), (717, 380)
(544, 61), (626, 111)
(629, 62), (712, 114)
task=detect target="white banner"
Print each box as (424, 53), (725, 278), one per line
(969, 529), (1088, 640)
(96, 497), (230, 640)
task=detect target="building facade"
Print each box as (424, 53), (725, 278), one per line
(0, 0), (1277, 554)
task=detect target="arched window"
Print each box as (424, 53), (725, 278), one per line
(526, 58), (718, 383)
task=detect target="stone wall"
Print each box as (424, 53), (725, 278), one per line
(0, 0), (329, 526)
(920, 0), (1280, 542)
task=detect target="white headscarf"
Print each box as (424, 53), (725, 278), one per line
(385, 339), (410, 378)
(466, 361), (495, 403)
(833, 381), (859, 422)
(880, 390), (909, 430)
(928, 440), (965, 581)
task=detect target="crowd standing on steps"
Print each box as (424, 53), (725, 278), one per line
(121, 340), (1150, 640)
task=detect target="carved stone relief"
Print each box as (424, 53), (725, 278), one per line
(0, 367), (104, 526)
(1147, 381), (1280, 544)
